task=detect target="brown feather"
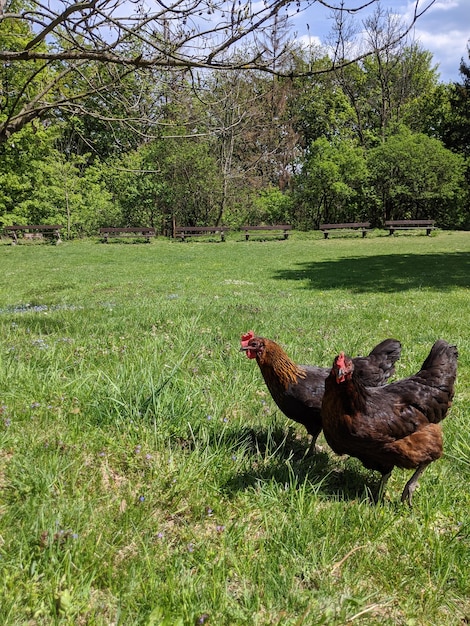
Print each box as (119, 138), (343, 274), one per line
(256, 339), (307, 390)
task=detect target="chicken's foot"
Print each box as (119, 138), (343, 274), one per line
(401, 463), (430, 506)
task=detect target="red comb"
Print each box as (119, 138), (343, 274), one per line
(241, 331), (254, 348)
(336, 352), (346, 368)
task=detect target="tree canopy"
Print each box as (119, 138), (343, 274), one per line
(1, 0), (438, 142)
(1, 0), (469, 233)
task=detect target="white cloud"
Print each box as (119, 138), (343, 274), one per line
(293, 0), (469, 82)
(410, 1), (469, 80)
(296, 33), (323, 49)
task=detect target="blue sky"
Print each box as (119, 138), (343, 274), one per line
(411, 0), (469, 81)
(292, 0), (469, 82)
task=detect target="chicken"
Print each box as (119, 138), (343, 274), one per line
(240, 331), (401, 451)
(321, 339), (458, 504)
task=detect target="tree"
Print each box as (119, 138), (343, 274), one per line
(367, 128), (466, 227)
(291, 67), (357, 148)
(246, 185), (293, 225)
(441, 49), (470, 160)
(292, 137), (369, 228)
(195, 45), (302, 225)
(330, 6), (439, 146)
(106, 134), (223, 233)
(1, 0), (438, 144)
(0, 124), (116, 234)
(0, 122), (53, 220)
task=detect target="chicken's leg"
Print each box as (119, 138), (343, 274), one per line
(305, 423), (323, 456)
(401, 463), (430, 506)
(377, 471), (392, 503)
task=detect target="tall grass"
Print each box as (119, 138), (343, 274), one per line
(0, 231), (469, 624)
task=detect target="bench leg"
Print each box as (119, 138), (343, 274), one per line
(426, 229), (431, 236)
(388, 229), (394, 236)
(362, 230), (366, 238)
(245, 234), (249, 241)
(323, 232), (329, 239)
(221, 233), (225, 242)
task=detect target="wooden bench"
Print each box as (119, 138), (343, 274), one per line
(100, 227), (156, 242)
(320, 222), (371, 239)
(241, 225), (292, 241)
(3, 224), (63, 244)
(174, 226), (229, 242)
(385, 220), (436, 236)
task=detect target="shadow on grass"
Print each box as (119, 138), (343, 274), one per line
(273, 252), (470, 293)
(208, 425), (375, 502)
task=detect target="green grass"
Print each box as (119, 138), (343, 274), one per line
(0, 230), (469, 625)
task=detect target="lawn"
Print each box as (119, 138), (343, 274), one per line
(0, 230), (469, 625)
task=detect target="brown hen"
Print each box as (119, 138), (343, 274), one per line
(321, 339), (458, 504)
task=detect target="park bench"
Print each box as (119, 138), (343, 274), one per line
(100, 227), (156, 242)
(385, 220), (436, 236)
(241, 225), (292, 241)
(174, 226), (229, 241)
(320, 222), (371, 239)
(3, 224), (63, 244)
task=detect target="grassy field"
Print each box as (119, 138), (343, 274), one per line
(0, 230), (469, 625)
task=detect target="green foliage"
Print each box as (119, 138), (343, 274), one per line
(291, 72), (356, 146)
(106, 136), (223, 232)
(0, 125), (57, 223)
(245, 186), (293, 225)
(0, 129), (116, 235)
(105, 149), (167, 230)
(0, 0), (58, 143)
(56, 66), (174, 161)
(292, 138), (369, 227)
(367, 128), (466, 225)
(441, 51), (470, 160)
(290, 129), (467, 229)
(360, 45), (438, 141)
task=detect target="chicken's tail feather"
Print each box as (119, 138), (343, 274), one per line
(368, 338), (402, 364)
(418, 340), (458, 389)
(365, 338), (402, 384)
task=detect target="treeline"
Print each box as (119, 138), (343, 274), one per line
(1, 11), (469, 236)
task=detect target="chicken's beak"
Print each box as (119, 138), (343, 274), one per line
(336, 369), (346, 383)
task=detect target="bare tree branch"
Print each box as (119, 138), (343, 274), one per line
(1, 0), (437, 70)
(0, 0), (437, 143)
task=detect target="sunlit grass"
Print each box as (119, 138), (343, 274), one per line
(0, 231), (469, 624)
